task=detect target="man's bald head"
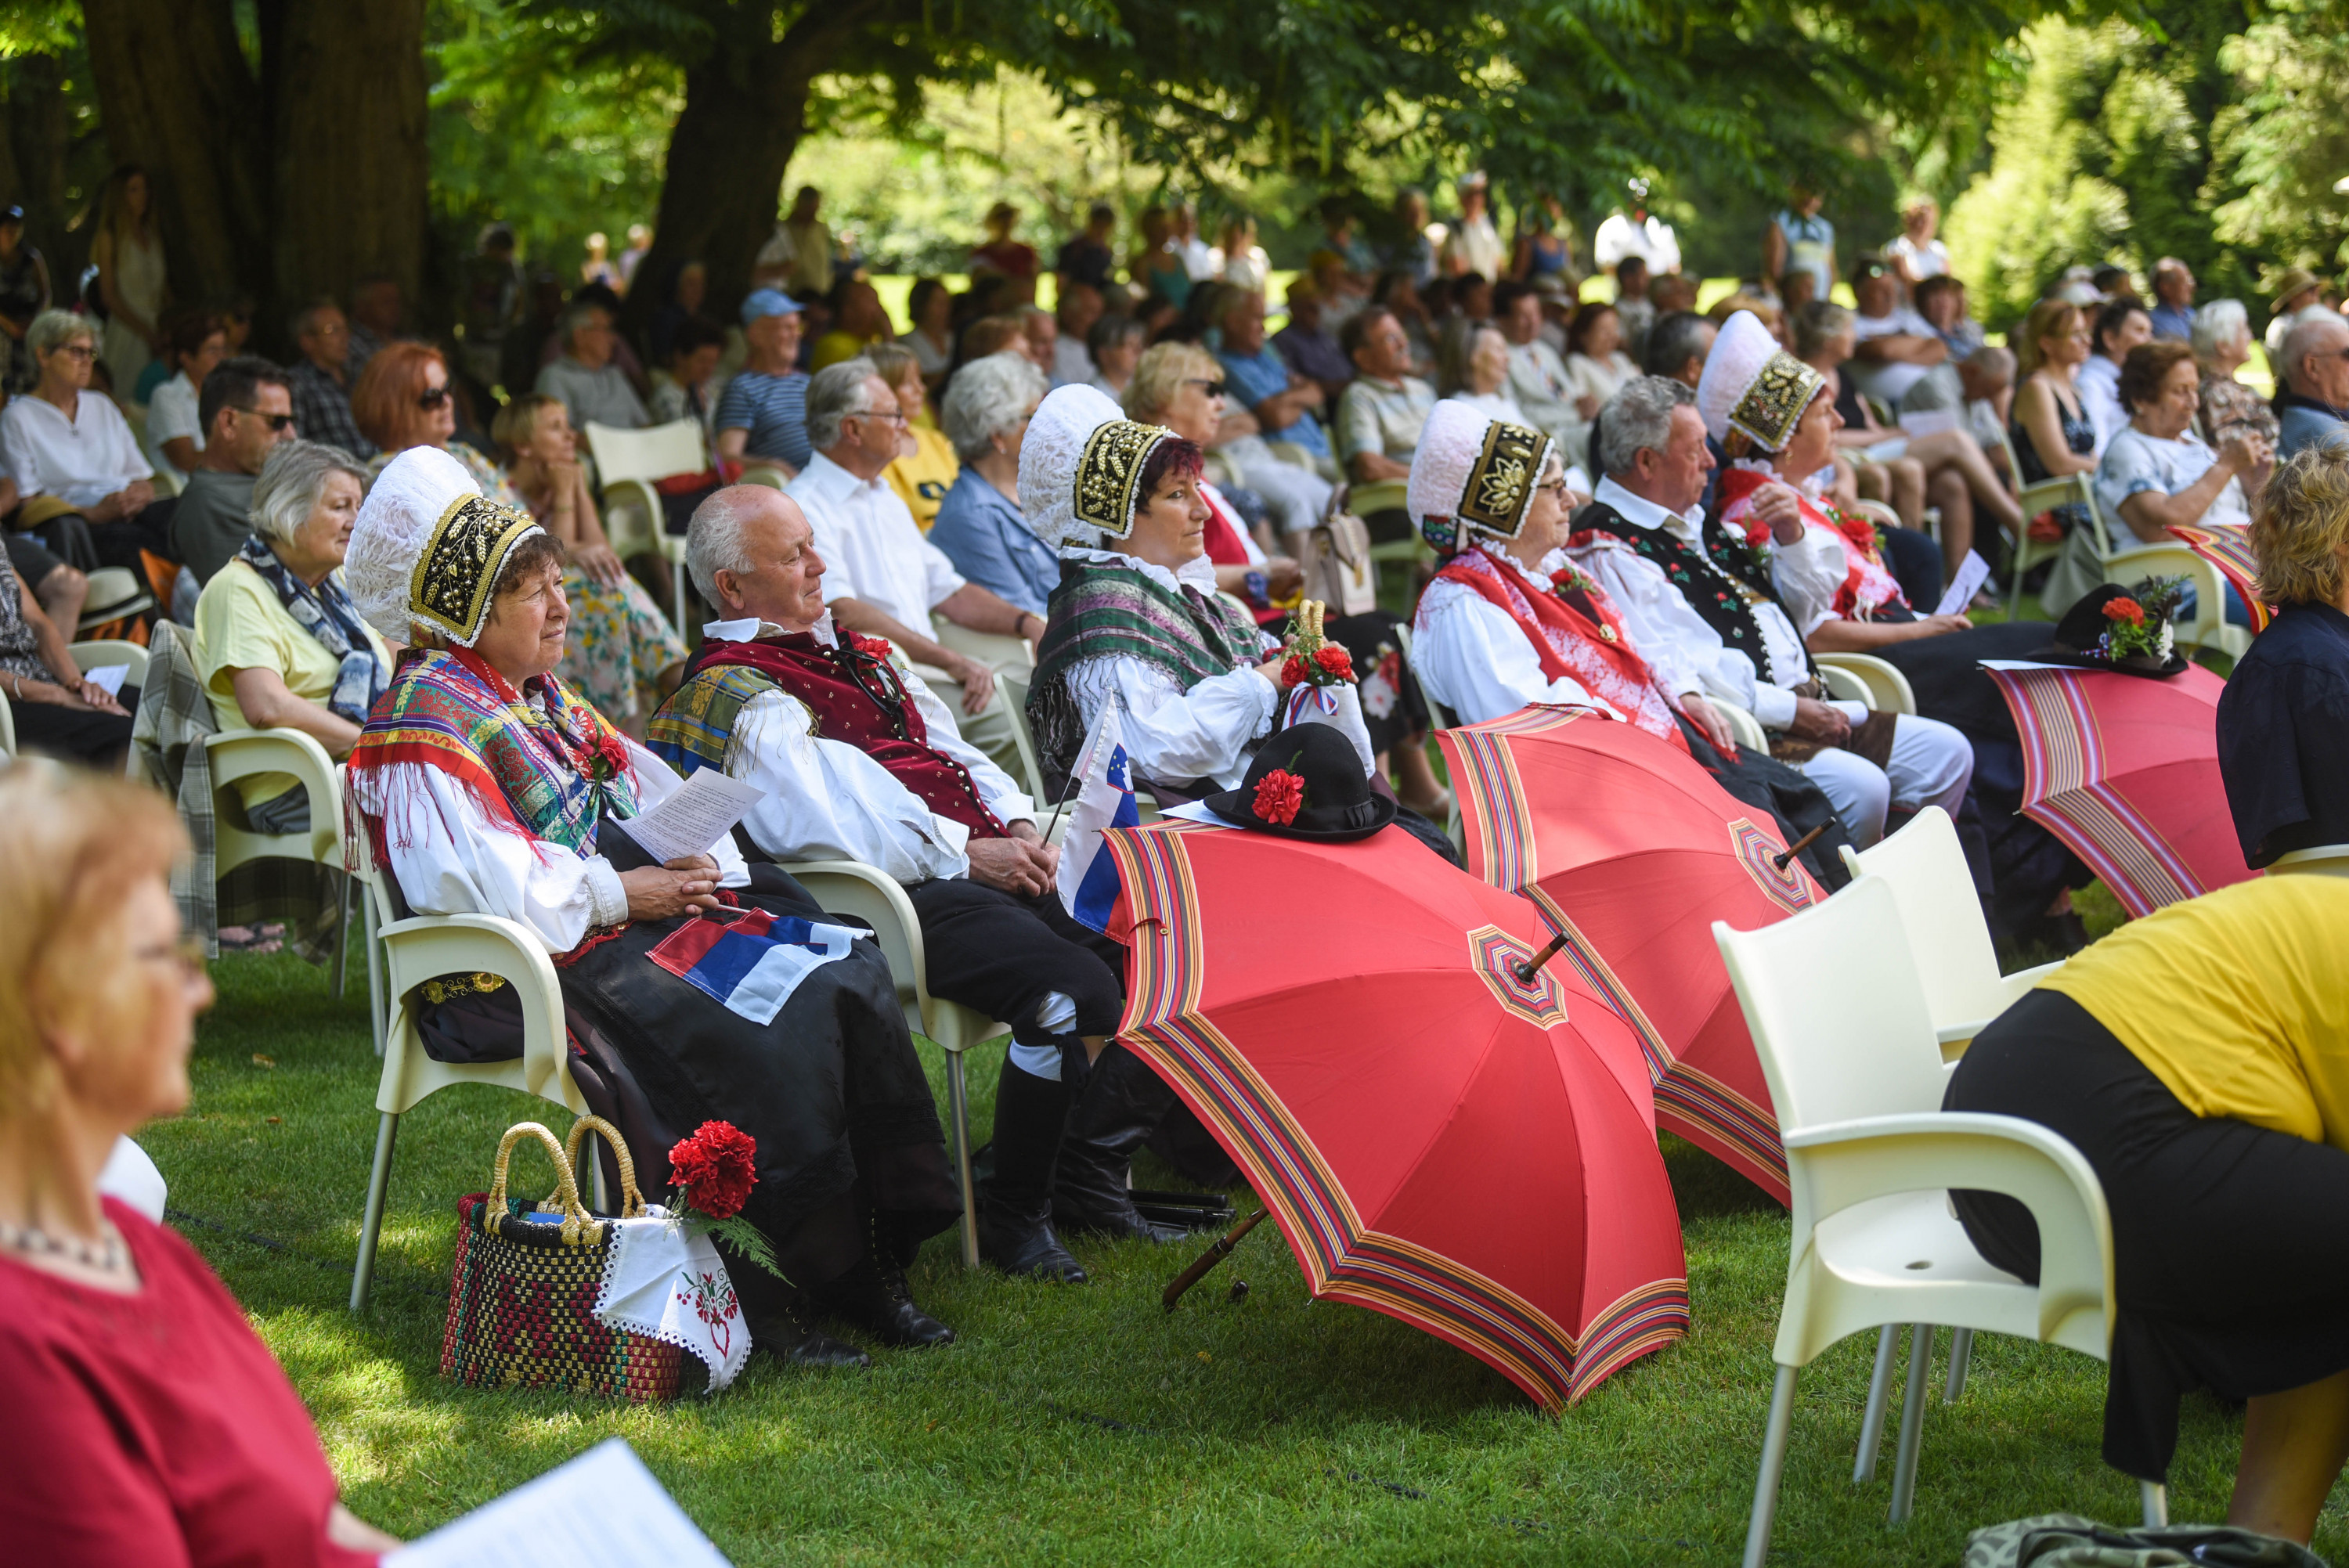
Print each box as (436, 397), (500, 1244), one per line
(686, 484), (827, 630)
(2283, 315), (2349, 406)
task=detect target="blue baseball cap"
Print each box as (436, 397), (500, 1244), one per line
(741, 288), (804, 325)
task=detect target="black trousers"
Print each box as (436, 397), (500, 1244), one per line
(9, 683), (137, 767)
(1947, 989), (2349, 1480)
(909, 877), (1124, 1068)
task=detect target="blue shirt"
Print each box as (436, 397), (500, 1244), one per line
(1218, 345), (1330, 457)
(714, 369), (810, 469)
(2148, 303), (2195, 341)
(926, 467), (1061, 618)
(2278, 395), (2349, 460)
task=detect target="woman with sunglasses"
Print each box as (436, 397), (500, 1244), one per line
(0, 759), (402, 1564)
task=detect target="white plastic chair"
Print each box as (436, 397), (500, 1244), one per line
(206, 728), (358, 996)
(2264, 844), (2349, 878)
(70, 637), (152, 689)
(0, 687), (14, 756)
(783, 860), (1009, 1268)
(348, 858), (581, 1310)
(583, 418), (707, 635)
(1813, 653), (1915, 716)
(1713, 874), (2152, 1565)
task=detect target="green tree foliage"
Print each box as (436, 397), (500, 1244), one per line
(2206, 1), (2349, 279)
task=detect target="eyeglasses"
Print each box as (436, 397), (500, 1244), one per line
(52, 344), (95, 362)
(233, 406), (298, 433)
(1183, 377), (1229, 397)
(135, 935), (209, 983)
(852, 407), (909, 426)
(417, 384), (451, 411)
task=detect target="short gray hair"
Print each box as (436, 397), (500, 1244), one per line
(249, 439), (370, 547)
(2191, 298), (2250, 362)
(685, 485), (770, 603)
(805, 359), (882, 452)
(27, 308), (92, 360)
(1597, 376), (1697, 479)
(1790, 301), (1852, 361)
(2281, 314), (2349, 394)
(561, 301), (611, 351)
(942, 351), (1048, 463)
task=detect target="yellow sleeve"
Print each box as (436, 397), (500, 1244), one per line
(192, 564), (299, 713)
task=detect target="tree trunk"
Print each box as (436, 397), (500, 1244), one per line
(266, 0), (429, 355)
(81, 0), (269, 309)
(2, 53), (79, 291)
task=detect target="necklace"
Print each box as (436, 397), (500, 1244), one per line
(0, 1217), (129, 1275)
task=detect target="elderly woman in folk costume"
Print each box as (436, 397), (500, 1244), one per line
(1020, 384), (1383, 806)
(341, 447), (962, 1368)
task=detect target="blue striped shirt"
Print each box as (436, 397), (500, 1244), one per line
(714, 369), (811, 470)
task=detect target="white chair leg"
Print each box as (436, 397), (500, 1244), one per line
(350, 1111), (399, 1311)
(944, 1047), (980, 1268)
(1943, 1327), (1972, 1404)
(1887, 1324), (1933, 1523)
(1855, 1325), (1898, 1482)
(1744, 1363), (1801, 1568)
(2140, 1480), (2167, 1527)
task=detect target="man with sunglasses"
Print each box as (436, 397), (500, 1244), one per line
(2277, 314), (2349, 461)
(168, 358), (297, 586)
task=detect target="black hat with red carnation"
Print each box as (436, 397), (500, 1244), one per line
(1204, 723), (1395, 842)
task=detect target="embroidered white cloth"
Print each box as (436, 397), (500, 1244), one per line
(1279, 681), (1375, 777)
(593, 1207), (752, 1391)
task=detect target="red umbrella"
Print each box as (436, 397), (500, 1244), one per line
(2165, 522), (2270, 633)
(1983, 661), (2253, 918)
(1100, 818), (1688, 1408)
(1437, 706), (1820, 1203)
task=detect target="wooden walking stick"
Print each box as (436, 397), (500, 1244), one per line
(1162, 1206), (1268, 1312)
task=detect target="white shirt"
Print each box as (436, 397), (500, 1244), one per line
(1056, 547), (1283, 791)
(1504, 340), (1579, 442)
(0, 388), (153, 509)
(143, 370), (204, 488)
(1568, 475), (1841, 730)
(2079, 355), (2127, 457)
(1413, 548), (1654, 727)
(1593, 214), (1681, 275)
(700, 614), (1034, 885)
(1175, 236), (1219, 282)
(788, 451), (965, 632)
(1440, 214), (1505, 283)
(1848, 305), (1941, 408)
(377, 733), (750, 955)
(1886, 235), (1949, 280)
(1455, 389), (1530, 426)
(1050, 334), (1094, 391)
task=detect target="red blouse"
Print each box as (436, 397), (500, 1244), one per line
(0, 1199), (379, 1567)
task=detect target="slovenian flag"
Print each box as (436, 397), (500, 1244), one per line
(648, 907), (858, 1026)
(1059, 702), (1141, 933)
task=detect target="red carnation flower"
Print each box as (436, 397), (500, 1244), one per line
(1313, 643), (1354, 679)
(2102, 597), (2145, 625)
(1280, 653), (1309, 689)
(588, 730), (632, 784)
(1253, 769), (1306, 826)
(668, 1120), (758, 1220)
(848, 631), (894, 660)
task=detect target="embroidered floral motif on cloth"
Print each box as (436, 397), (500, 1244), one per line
(409, 492), (543, 646)
(1434, 546), (1690, 749)
(1458, 420), (1552, 539)
(1726, 351), (1824, 453)
(650, 634), (1011, 839)
(1073, 419), (1170, 539)
(1716, 467), (1910, 623)
(347, 646), (640, 869)
(1568, 500), (1811, 686)
(1029, 557), (1268, 783)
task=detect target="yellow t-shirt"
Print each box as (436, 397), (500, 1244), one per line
(809, 330), (885, 374)
(191, 558), (392, 810)
(884, 424), (961, 532)
(2041, 876), (2349, 1152)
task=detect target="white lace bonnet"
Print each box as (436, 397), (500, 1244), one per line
(1405, 398), (1557, 555)
(1696, 309), (1826, 454)
(1019, 383), (1173, 547)
(346, 445), (546, 646)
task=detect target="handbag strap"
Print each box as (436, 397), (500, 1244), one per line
(564, 1113), (648, 1218)
(485, 1122), (596, 1245)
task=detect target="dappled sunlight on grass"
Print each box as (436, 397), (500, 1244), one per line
(153, 948), (2323, 1564)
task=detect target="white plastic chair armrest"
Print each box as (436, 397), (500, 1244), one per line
(204, 727), (346, 863)
(598, 477), (662, 561)
(1784, 1111), (2113, 1354)
(1813, 652), (1917, 716)
(784, 859), (936, 1015)
(373, 910), (576, 1115)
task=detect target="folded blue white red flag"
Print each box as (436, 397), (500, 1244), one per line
(1058, 701), (1141, 933)
(647, 907), (857, 1025)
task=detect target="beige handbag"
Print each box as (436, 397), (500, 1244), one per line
(1297, 488), (1378, 617)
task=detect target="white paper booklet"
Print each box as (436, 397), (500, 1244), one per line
(383, 1439), (731, 1567)
(615, 768), (764, 865)
(1934, 550), (1992, 618)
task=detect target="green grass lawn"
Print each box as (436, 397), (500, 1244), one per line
(150, 946), (2339, 1566)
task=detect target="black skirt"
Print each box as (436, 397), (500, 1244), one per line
(1945, 988), (2349, 1480)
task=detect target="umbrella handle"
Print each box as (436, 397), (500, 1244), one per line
(1511, 931), (1570, 984)
(1162, 1206), (1268, 1313)
(1772, 824), (1827, 871)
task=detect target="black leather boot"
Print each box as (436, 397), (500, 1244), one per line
(814, 1255), (955, 1348)
(1053, 1044), (1187, 1242)
(978, 1057), (1088, 1283)
(725, 1251), (870, 1368)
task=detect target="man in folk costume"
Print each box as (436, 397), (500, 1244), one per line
(342, 447), (962, 1368)
(1405, 397), (1740, 747)
(1566, 348), (1972, 845)
(645, 484), (1150, 1286)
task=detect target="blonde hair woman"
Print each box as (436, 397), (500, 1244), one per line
(0, 761), (400, 1561)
